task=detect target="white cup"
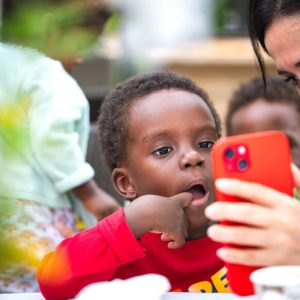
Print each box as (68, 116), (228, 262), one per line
(250, 266), (300, 300)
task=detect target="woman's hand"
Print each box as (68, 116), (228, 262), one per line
(205, 164), (300, 266)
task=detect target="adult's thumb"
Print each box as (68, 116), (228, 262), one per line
(171, 192), (193, 208)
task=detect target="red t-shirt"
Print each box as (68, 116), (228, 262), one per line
(37, 208), (229, 300)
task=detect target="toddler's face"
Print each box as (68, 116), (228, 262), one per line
(124, 89), (218, 237)
(230, 99), (300, 167)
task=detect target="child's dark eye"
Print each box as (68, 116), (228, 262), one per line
(152, 146), (172, 156)
(197, 141), (214, 149)
(284, 75), (299, 86)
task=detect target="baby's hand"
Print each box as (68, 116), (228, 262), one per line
(124, 192), (192, 249)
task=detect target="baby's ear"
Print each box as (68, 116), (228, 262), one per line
(112, 168), (137, 200)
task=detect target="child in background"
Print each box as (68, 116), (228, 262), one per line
(37, 71), (229, 300)
(226, 77), (300, 167)
(0, 42), (120, 293)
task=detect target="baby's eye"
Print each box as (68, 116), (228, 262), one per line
(284, 75), (299, 86)
(152, 146), (172, 156)
(197, 141), (214, 149)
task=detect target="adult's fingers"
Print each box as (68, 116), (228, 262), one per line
(205, 202), (272, 227)
(215, 178), (292, 208)
(207, 224), (270, 247)
(216, 246), (292, 267)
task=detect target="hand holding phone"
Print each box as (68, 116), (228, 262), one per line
(212, 130), (294, 296)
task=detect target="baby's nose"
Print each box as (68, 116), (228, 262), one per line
(180, 150), (205, 169)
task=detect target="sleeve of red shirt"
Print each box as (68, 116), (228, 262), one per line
(37, 208), (145, 300)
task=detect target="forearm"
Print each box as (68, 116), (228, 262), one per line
(72, 179), (100, 203)
(124, 198), (154, 239)
(72, 179), (121, 219)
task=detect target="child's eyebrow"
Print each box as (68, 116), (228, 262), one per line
(142, 132), (169, 144)
(142, 124), (218, 144)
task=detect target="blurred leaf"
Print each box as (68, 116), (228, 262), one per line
(1, 0), (101, 60)
(103, 12), (121, 35)
(0, 98), (42, 269)
(0, 199), (40, 270)
(214, 0), (236, 35)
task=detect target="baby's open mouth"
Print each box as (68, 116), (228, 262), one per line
(186, 184), (207, 201)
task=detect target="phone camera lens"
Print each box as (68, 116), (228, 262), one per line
(225, 148), (234, 159)
(238, 159), (248, 170)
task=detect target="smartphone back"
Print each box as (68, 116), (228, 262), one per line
(212, 130), (294, 295)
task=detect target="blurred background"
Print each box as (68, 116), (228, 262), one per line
(0, 0), (277, 122)
(0, 0), (278, 270)
(0, 0), (277, 222)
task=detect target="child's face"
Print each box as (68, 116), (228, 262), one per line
(230, 99), (300, 167)
(121, 89), (218, 237)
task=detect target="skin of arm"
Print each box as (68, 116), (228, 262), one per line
(205, 164), (300, 266)
(72, 179), (121, 220)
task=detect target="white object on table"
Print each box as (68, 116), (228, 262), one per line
(76, 274), (170, 300)
(250, 265), (300, 300)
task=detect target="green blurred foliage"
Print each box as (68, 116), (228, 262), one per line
(214, 0), (237, 35)
(0, 98), (30, 157)
(214, 0), (247, 36)
(0, 99), (38, 269)
(0, 200), (21, 269)
(0, 200), (39, 270)
(102, 11), (122, 35)
(1, 0), (103, 60)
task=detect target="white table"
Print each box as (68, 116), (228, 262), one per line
(0, 293), (257, 300)
(162, 293), (256, 300)
(0, 294), (44, 300)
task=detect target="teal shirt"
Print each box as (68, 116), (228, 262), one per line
(0, 43), (95, 221)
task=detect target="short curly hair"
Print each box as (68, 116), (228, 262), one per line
(226, 77), (300, 135)
(98, 71), (222, 171)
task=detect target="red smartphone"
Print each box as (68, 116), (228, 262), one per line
(212, 130), (294, 296)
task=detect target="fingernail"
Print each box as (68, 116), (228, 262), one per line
(216, 248), (227, 259)
(204, 205), (214, 217)
(215, 179), (231, 190)
(206, 225), (216, 238)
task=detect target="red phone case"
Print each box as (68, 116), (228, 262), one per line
(212, 130), (294, 296)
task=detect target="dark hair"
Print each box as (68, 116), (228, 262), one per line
(248, 0), (300, 83)
(98, 71), (222, 171)
(226, 76), (300, 135)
